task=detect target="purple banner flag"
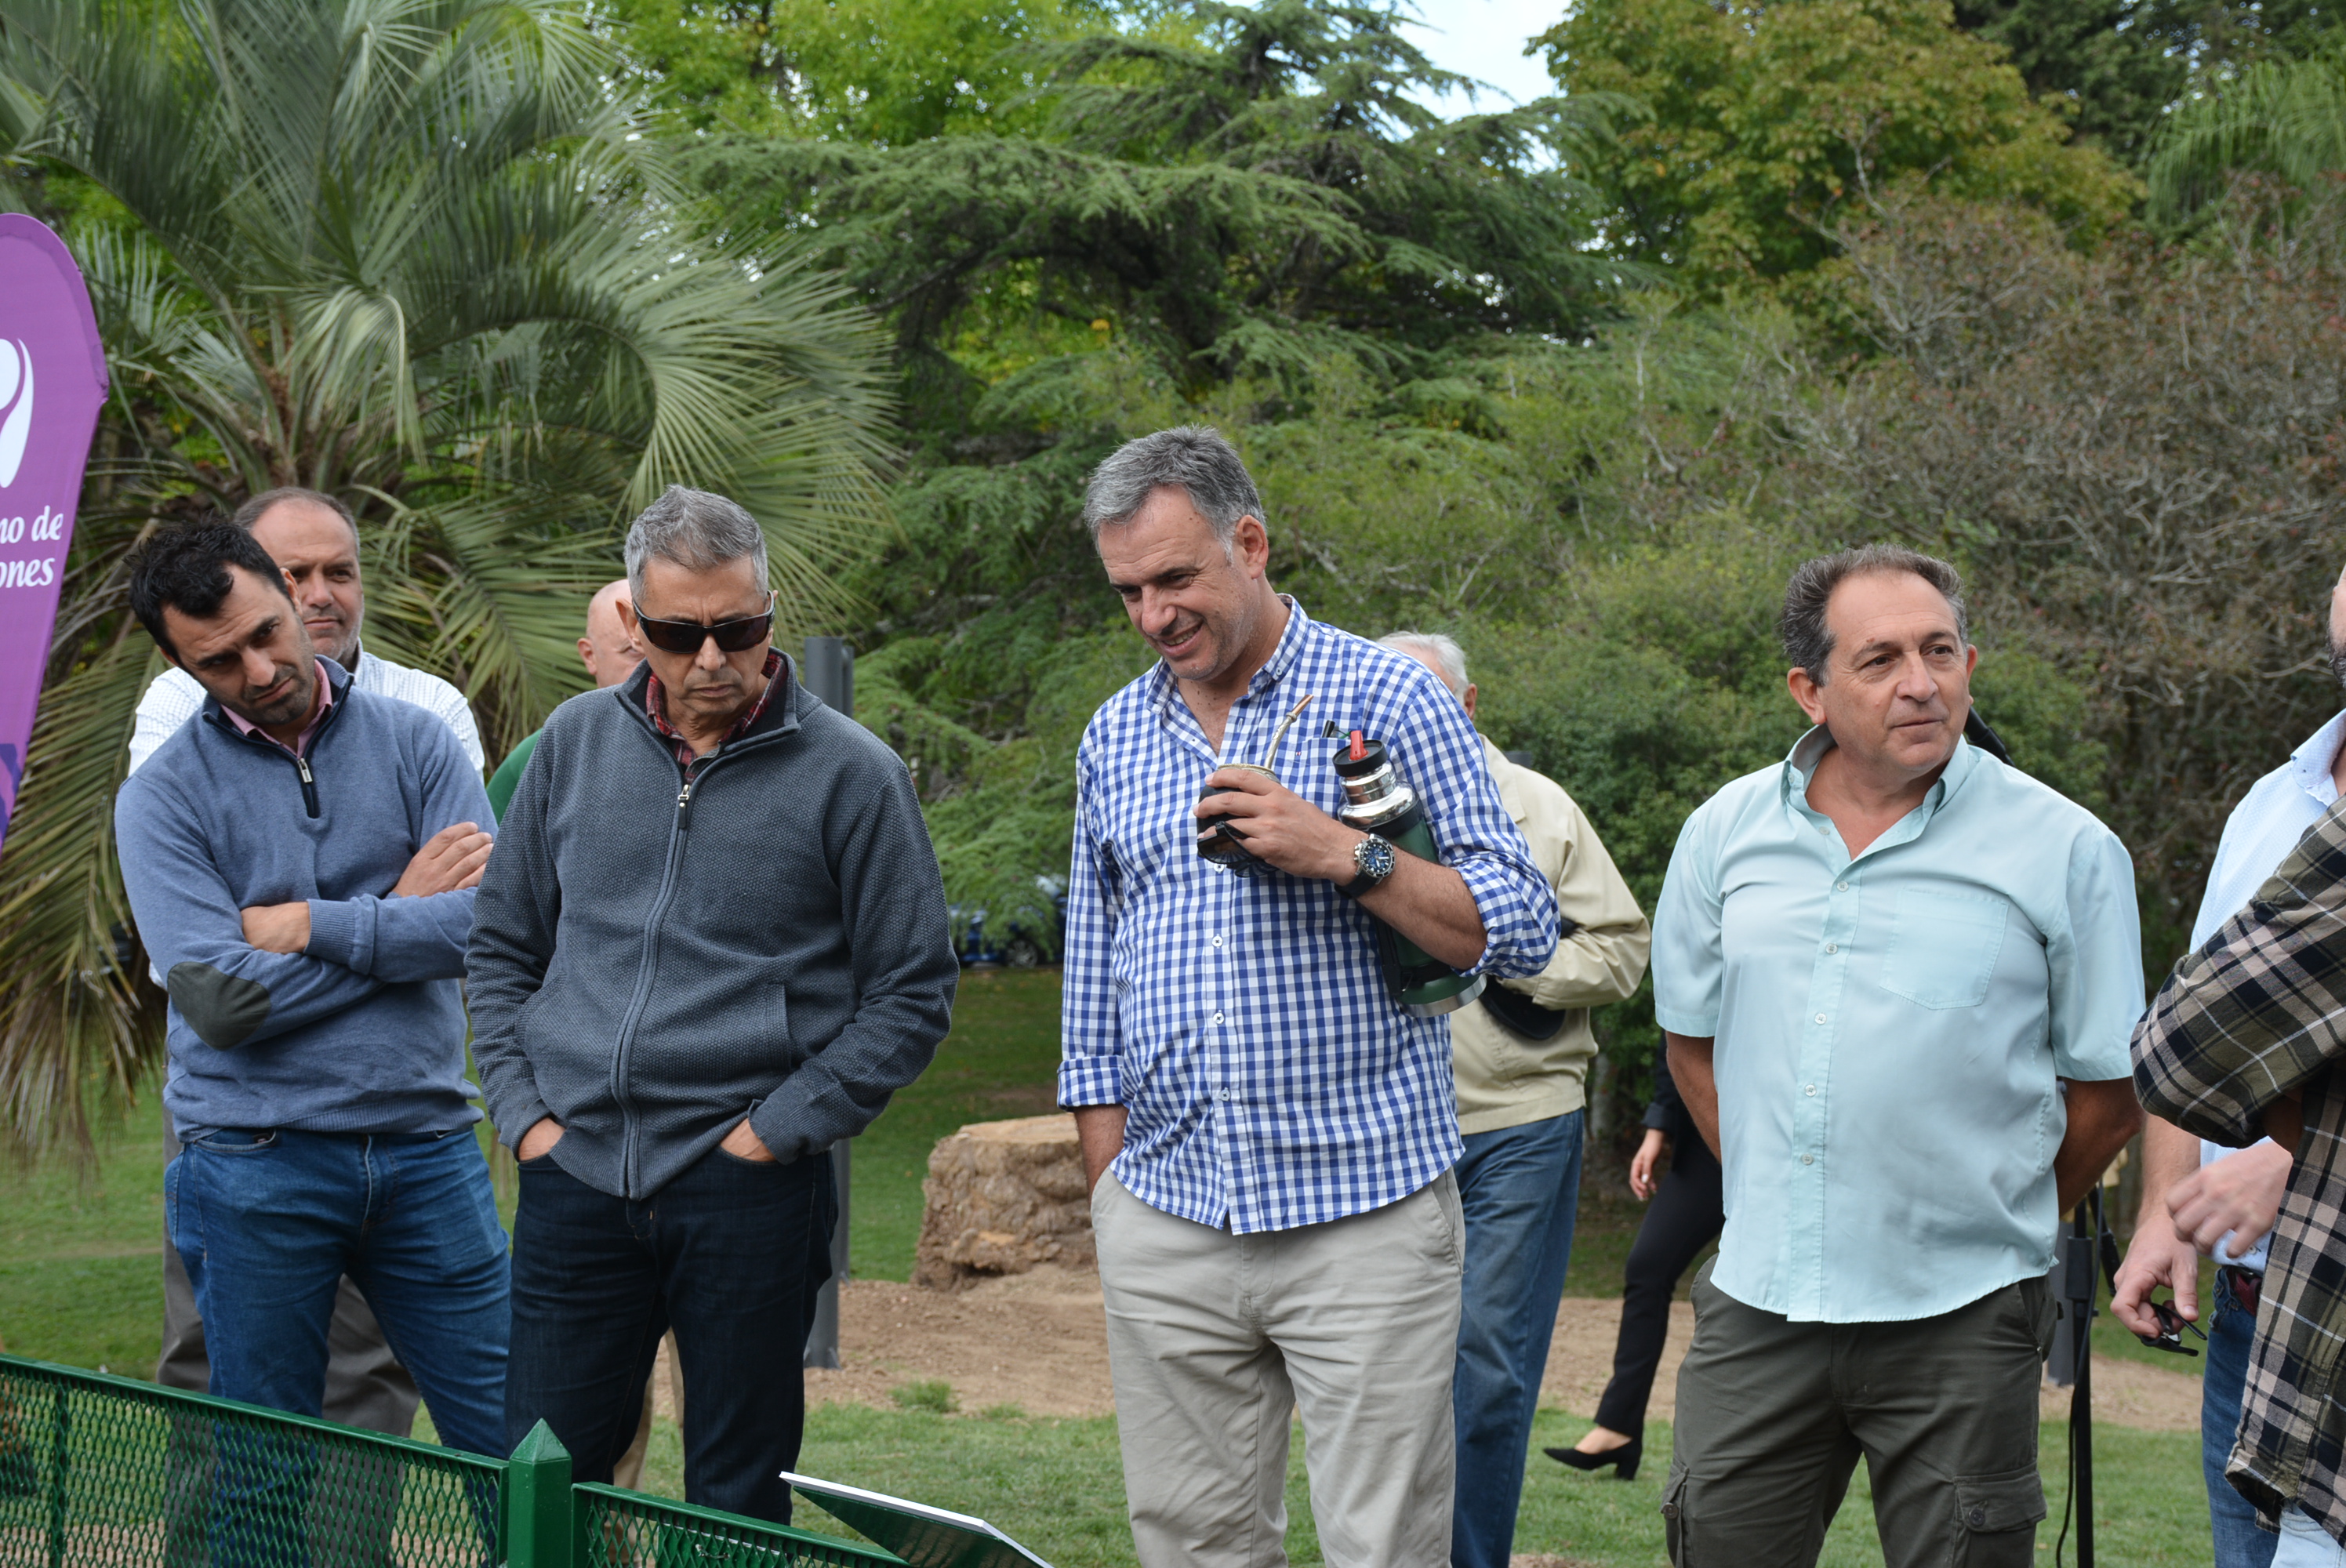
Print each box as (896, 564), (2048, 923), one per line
(0, 215), (109, 850)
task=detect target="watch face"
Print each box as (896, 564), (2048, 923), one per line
(1361, 837), (1395, 880)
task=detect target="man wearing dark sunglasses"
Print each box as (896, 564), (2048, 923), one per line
(467, 485), (957, 1526)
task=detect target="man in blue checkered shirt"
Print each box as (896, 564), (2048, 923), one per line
(1059, 426), (1560, 1568)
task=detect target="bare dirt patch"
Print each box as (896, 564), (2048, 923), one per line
(812, 1268), (1117, 1419)
(801, 1278), (2201, 1433)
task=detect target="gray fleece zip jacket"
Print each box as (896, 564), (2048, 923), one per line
(465, 659), (957, 1200)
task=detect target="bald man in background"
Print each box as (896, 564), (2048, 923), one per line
(485, 580), (641, 820)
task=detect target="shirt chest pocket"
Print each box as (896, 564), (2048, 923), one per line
(1881, 887), (2010, 1010)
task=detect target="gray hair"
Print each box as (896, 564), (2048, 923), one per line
(624, 485), (768, 600)
(1083, 425), (1265, 547)
(1781, 544), (1969, 684)
(1378, 630), (1469, 699)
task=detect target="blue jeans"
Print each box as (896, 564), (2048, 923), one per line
(1451, 1110), (1584, 1568)
(2275, 1508), (2346, 1566)
(505, 1146), (833, 1524)
(166, 1128), (511, 1456)
(2209, 1284), (2280, 1568)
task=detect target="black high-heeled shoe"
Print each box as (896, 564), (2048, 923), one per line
(1544, 1435), (1642, 1480)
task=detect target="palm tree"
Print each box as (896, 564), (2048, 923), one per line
(0, 0), (896, 1148)
(2149, 48), (2346, 219)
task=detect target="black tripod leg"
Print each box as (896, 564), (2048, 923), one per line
(2072, 1194), (2097, 1568)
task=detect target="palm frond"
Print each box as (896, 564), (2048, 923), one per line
(0, 0), (896, 1149)
(2150, 51), (2346, 218)
(0, 527), (162, 1153)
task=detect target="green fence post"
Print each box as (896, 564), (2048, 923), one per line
(43, 1382), (70, 1568)
(505, 1421), (574, 1568)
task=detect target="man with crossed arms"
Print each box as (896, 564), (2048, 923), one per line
(116, 521), (507, 1451)
(130, 487), (488, 1440)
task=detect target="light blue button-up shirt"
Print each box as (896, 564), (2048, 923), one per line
(1654, 728), (2143, 1323)
(2186, 707), (2346, 1271)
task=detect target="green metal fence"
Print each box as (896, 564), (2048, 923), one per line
(0, 1356), (899, 1568)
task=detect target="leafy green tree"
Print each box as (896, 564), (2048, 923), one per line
(1948, 0), (2188, 160)
(696, 0), (1632, 404)
(0, 0), (894, 1145)
(2153, 0), (2342, 76)
(1738, 194), (2346, 960)
(1949, 0), (2346, 169)
(1535, 0), (2141, 291)
(592, 0), (1115, 140)
(639, 1), (1643, 949)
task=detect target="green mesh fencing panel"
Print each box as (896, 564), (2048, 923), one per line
(0, 1356), (503, 1568)
(574, 1485), (899, 1568)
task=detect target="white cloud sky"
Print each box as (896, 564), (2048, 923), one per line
(1399, 0), (1567, 116)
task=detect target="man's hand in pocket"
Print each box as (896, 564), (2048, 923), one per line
(721, 1120), (776, 1162)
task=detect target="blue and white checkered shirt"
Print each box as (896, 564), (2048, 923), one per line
(1057, 599), (1560, 1233)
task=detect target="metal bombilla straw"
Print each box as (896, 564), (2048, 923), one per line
(1262, 692), (1315, 771)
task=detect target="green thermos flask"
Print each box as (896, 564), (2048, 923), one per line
(1332, 731), (1487, 1018)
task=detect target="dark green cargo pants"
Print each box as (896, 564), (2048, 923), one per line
(1664, 1258), (2057, 1568)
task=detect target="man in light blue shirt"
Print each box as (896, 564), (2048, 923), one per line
(1650, 545), (2144, 1568)
(2113, 565), (2346, 1568)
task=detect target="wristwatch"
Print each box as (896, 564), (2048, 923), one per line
(1338, 833), (1396, 899)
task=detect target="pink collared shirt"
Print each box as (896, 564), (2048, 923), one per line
(223, 659), (336, 757)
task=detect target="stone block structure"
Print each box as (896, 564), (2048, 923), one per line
(912, 1114), (1095, 1290)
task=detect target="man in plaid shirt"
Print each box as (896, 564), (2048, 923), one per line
(2134, 803), (2346, 1562)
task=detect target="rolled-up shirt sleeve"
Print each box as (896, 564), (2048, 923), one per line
(2135, 798), (2346, 1144)
(1652, 805), (1726, 1037)
(1058, 735), (1125, 1109)
(1509, 789), (1650, 1009)
(1387, 666), (1556, 980)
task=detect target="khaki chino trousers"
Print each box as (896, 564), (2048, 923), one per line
(1092, 1170), (1465, 1568)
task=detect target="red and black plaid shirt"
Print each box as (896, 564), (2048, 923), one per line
(645, 649), (786, 769)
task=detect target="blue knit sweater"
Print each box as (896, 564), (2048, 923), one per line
(114, 659), (493, 1138)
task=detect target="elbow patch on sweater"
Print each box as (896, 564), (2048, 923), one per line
(167, 964), (273, 1050)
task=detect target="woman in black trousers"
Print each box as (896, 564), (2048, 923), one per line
(1545, 1046), (1724, 1480)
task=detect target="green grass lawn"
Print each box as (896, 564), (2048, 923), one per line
(848, 966), (1065, 1280)
(600, 1404), (2206, 1568)
(0, 1099), (169, 1373)
(2, 965), (2215, 1565)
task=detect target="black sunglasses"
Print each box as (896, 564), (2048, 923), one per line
(2133, 1298), (2206, 1357)
(634, 599), (775, 655)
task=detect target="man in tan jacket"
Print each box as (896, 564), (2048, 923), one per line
(1382, 633), (1651, 1568)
